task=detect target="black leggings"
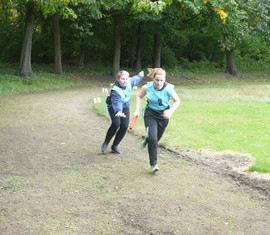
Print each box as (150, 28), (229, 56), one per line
(144, 115), (169, 166)
(104, 106), (130, 146)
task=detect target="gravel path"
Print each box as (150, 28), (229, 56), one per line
(0, 86), (269, 234)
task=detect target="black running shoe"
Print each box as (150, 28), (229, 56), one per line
(100, 142), (108, 153)
(111, 145), (122, 154)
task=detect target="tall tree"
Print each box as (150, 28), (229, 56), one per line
(11, 0), (100, 78)
(48, 0), (102, 73)
(153, 32), (161, 68)
(52, 12), (62, 74)
(133, 23), (143, 72)
(41, 0), (83, 75)
(1, 0), (36, 78)
(205, 0), (269, 74)
(112, 14), (122, 76)
(69, 3), (102, 68)
(17, 2), (35, 78)
(180, 0), (251, 74)
(102, 0), (171, 75)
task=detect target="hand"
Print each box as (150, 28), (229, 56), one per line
(115, 112), (126, 118)
(139, 71), (144, 77)
(162, 109), (172, 119)
(133, 110), (139, 117)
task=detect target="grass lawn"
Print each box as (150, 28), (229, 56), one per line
(0, 63), (88, 95)
(165, 100), (270, 172)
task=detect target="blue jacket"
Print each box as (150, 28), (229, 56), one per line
(106, 74), (143, 113)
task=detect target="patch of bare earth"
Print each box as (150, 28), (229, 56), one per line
(0, 84), (269, 234)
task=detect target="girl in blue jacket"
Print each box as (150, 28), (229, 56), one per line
(134, 68), (180, 172)
(101, 70), (144, 154)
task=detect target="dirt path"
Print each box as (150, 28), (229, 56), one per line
(0, 86), (270, 235)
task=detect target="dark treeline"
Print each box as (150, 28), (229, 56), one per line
(0, 0), (269, 78)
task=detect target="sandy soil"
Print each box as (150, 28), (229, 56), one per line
(0, 83), (270, 234)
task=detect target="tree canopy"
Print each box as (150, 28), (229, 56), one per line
(0, 0), (269, 77)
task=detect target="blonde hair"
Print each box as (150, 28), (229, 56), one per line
(147, 68), (166, 79)
(110, 70), (130, 93)
(116, 70), (129, 80)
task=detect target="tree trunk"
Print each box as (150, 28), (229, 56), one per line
(133, 23), (143, 73)
(153, 33), (161, 68)
(79, 43), (86, 69)
(112, 15), (121, 76)
(53, 12), (62, 75)
(17, 4), (34, 79)
(225, 49), (237, 75)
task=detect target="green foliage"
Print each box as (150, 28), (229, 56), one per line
(234, 35), (270, 73)
(237, 35), (270, 62)
(0, 2), (23, 63)
(103, 0), (172, 14)
(246, 0), (270, 44)
(0, 0), (269, 72)
(166, 59), (223, 75)
(236, 58), (270, 73)
(161, 47), (179, 68)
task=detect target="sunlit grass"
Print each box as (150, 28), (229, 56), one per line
(165, 101), (270, 172)
(171, 84), (270, 172)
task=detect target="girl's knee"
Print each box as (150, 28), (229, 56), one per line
(111, 122), (120, 130)
(120, 123), (129, 130)
(148, 137), (158, 144)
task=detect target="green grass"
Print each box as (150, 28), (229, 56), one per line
(166, 101), (270, 172)
(168, 83), (270, 173)
(0, 63), (90, 95)
(95, 80), (270, 173)
(170, 84), (270, 172)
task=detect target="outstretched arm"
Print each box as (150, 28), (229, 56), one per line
(131, 71), (144, 87)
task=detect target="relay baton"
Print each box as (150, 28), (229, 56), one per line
(129, 115), (138, 130)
